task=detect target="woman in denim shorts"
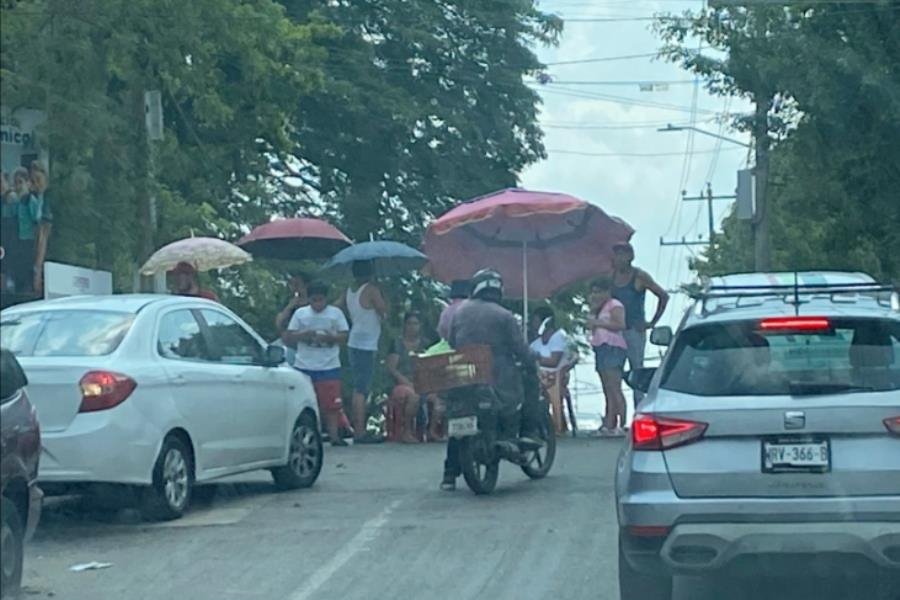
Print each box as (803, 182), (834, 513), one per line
(588, 277), (629, 436)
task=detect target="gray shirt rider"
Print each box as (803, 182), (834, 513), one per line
(448, 298), (532, 410)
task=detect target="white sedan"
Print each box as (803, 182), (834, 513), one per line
(0, 294), (323, 520)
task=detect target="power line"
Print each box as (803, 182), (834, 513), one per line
(531, 79), (694, 86)
(547, 147), (744, 157)
(532, 86), (722, 115)
(542, 122), (689, 130)
(544, 52), (660, 66)
(560, 16), (662, 22)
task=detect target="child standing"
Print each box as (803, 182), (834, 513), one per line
(588, 277), (629, 436)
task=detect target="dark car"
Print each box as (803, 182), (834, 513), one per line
(1, 348), (42, 600)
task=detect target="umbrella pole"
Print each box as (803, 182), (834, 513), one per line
(522, 241), (528, 338)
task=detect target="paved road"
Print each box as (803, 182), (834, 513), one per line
(21, 438), (888, 600)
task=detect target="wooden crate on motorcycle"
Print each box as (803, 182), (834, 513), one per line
(413, 345), (494, 394)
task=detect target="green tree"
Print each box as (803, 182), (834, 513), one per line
(658, 2), (900, 282)
(2, 0), (563, 344)
(2, 0), (332, 283)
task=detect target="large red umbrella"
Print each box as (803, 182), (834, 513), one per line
(424, 188), (633, 304)
(237, 218), (351, 260)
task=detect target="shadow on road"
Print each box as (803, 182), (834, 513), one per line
(674, 573), (895, 600)
(34, 480), (280, 541)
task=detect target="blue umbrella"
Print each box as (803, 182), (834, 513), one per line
(322, 241), (428, 277)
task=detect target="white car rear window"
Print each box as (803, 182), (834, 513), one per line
(1, 310), (134, 357)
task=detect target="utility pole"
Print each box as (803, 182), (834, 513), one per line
(135, 90), (163, 291)
(752, 94), (772, 271)
(659, 184), (736, 250)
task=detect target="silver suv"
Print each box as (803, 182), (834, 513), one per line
(615, 272), (900, 600)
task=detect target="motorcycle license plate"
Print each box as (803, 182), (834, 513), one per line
(448, 416), (478, 438)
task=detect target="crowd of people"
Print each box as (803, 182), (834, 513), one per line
(0, 161), (53, 301)
(165, 240), (669, 447)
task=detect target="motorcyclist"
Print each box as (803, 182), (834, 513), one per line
(442, 268), (539, 490)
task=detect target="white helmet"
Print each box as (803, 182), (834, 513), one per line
(470, 268), (503, 299)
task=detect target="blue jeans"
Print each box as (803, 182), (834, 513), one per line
(348, 347), (375, 395)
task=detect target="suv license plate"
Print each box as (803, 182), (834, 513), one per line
(448, 416), (478, 438)
(763, 439), (830, 473)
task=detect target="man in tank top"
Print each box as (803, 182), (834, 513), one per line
(610, 242), (669, 408)
(337, 260), (387, 443)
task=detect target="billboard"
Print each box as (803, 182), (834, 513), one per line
(0, 108), (48, 175)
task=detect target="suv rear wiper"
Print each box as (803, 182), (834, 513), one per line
(788, 381), (875, 396)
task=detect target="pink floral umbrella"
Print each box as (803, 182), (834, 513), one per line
(424, 188), (633, 315)
(140, 236), (252, 275)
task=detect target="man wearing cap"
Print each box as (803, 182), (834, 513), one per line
(611, 242), (669, 408)
(171, 262), (219, 302)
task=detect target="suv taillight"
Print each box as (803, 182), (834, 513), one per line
(79, 371), (136, 413)
(632, 414), (707, 450)
(885, 417), (900, 436)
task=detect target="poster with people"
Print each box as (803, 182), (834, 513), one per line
(1, 107), (52, 305)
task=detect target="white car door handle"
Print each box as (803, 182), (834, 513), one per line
(172, 374), (187, 386)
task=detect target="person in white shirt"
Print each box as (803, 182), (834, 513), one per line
(282, 281), (350, 446)
(530, 306), (574, 434)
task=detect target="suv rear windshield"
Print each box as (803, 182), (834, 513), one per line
(0, 310), (135, 357)
(661, 318), (900, 396)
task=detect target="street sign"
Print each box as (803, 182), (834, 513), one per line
(736, 168), (755, 220)
(44, 261), (112, 299)
(144, 90), (164, 141)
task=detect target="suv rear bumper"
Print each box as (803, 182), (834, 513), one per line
(657, 522), (900, 574)
(618, 481), (900, 576)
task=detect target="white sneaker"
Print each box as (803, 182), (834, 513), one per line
(592, 426), (616, 438)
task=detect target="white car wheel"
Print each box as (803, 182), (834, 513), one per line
(271, 413), (323, 490)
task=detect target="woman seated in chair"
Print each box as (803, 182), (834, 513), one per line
(530, 307), (575, 434)
(386, 312), (441, 443)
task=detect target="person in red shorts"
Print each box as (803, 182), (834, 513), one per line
(282, 281), (350, 446)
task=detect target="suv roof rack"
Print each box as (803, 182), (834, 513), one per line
(690, 274), (898, 316)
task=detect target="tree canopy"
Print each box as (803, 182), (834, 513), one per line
(1, 0), (561, 337)
(657, 1), (899, 283)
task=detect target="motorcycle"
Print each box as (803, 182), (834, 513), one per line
(444, 365), (556, 495)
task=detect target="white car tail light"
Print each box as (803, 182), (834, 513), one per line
(79, 371), (137, 413)
(632, 414), (708, 451)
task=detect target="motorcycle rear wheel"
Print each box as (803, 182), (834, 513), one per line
(521, 405), (556, 480)
(460, 436), (499, 495)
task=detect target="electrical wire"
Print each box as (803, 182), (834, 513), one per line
(531, 85), (722, 115)
(530, 79), (694, 86)
(547, 147), (744, 157)
(544, 52), (660, 66)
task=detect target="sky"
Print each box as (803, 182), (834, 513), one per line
(520, 1), (754, 419)
(521, 0), (753, 338)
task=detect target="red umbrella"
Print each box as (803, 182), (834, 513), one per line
(424, 188), (633, 303)
(237, 218), (351, 260)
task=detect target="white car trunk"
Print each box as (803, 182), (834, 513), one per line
(15, 358), (103, 433)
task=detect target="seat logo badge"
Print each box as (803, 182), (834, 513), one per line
(784, 411), (806, 430)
